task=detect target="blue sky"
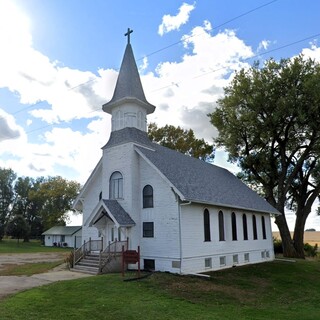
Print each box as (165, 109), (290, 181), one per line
(0, 0), (319, 228)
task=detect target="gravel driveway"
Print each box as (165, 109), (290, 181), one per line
(0, 252), (92, 300)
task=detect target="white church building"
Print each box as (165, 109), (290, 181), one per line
(73, 30), (278, 274)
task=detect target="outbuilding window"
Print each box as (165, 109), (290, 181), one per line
(143, 185), (153, 208)
(109, 171), (123, 199)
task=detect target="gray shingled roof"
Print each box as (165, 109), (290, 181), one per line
(42, 226), (82, 236)
(103, 199), (135, 226)
(104, 127), (278, 215)
(103, 126), (153, 149)
(102, 44), (155, 114)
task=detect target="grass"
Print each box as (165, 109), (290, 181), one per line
(0, 261), (63, 276)
(0, 259), (320, 319)
(0, 238), (70, 253)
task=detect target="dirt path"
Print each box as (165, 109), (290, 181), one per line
(0, 252), (93, 300)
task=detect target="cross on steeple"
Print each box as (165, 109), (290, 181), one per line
(124, 28), (133, 44)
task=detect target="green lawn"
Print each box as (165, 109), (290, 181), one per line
(0, 238), (70, 253)
(0, 261), (64, 276)
(0, 259), (319, 320)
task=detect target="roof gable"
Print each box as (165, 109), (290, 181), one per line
(86, 199), (135, 227)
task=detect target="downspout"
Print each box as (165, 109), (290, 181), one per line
(177, 199), (183, 274)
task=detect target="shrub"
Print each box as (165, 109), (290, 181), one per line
(65, 251), (74, 269)
(304, 243), (318, 257)
(273, 237), (283, 254)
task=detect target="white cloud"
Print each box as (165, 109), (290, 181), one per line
(2, 0), (319, 191)
(145, 25), (254, 141)
(0, 110), (21, 142)
(301, 43), (320, 62)
(257, 39), (271, 52)
(158, 2), (196, 36)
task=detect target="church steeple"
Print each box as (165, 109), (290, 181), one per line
(103, 29), (155, 132)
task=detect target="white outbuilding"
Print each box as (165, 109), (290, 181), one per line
(42, 226), (82, 248)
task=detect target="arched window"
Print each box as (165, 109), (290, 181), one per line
(203, 209), (211, 242)
(232, 212), (237, 241)
(252, 215), (258, 240)
(99, 191), (102, 201)
(219, 211), (225, 241)
(243, 214), (248, 240)
(143, 185), (153, 208)
(109, 171), (123, 199)
(262, 216), (267, 239)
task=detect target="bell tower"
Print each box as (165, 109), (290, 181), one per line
(102, 28), (156, 132)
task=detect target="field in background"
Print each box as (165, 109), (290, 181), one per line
(273, 231), (320, 247)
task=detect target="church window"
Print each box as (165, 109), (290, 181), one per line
(143, 222), (154, 238)
(143, 185), (153, 208)
(203, 209), (211, 242)
(99, 191), (102, 201)
(233, 254), (239, 264)
(109, 171), (123, 199)
(219, 211), (225, 241)
(252, 215), (258, 240)
(262, 216), (267, 239)
(205, 258), (212, 268)
(220, 256), (226, 266)
(243, 214), (248, 240)
(232, 212), (237, 241)
(144, 259), (155, 271)
(137, 111), (143, 129)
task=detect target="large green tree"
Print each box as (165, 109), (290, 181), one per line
(0, 168), (16, 240)
(148, 122), (214, 161)
(209, 56), (320, 258)
(28, 176), (81, 231)
(0, 168), (81, 239)
(6, 214), (30, 243)
(12, 176), (44, 239)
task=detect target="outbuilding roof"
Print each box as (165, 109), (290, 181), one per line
(42, 226), (82, 236)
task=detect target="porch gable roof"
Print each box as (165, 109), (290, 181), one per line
(102, 200), (135, 227)
(86, 199), (135, 228)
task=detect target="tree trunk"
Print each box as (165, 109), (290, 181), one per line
(293, 211), (308, 259)
(274, 213), (298, 257)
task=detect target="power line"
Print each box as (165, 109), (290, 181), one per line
(136, 0), (279, 62)
(0, 0), (279, 124)
(151, 32), (320, 93)
(1, 30), (319, 144)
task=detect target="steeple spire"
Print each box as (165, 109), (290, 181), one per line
(102, 29), (155, 132)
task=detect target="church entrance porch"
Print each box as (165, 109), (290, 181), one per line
(73, 237), (128, 274)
